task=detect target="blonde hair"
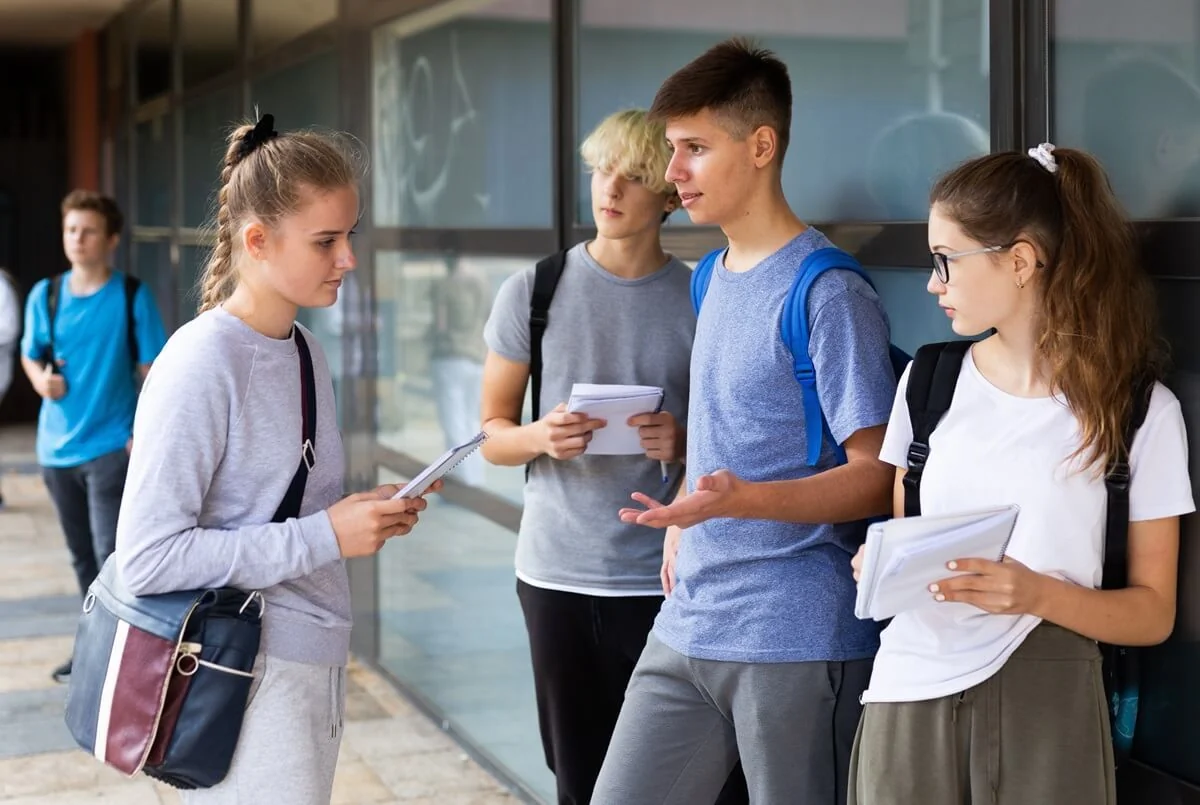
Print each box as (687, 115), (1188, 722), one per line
(580, 109), (678, 200)
(198, 121), (362, 313)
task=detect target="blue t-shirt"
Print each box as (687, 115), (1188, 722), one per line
(21, 271), (167, 468)
(654, 228), (898, 663)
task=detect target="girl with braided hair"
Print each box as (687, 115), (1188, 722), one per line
(115, 116), (435, 803)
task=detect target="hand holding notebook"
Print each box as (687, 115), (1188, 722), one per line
(854, 505), (1020, 621)
(565, 383), (664, 455)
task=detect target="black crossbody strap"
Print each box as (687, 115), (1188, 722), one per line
(1101, 376), (1154, 590)
(527, 251), (567, 480)
(46, 273), (62, 363)
(902, 340), (971, 517)
(124, 274), (141, 365)
(271, 328), (317, 523)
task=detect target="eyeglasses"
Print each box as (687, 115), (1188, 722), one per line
(929, 245), (1007, 284)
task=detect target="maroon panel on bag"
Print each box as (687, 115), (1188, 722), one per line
(146, 666), (193, 768)
(103, 627), (175, 774)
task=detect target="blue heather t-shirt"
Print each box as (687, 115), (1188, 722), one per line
(21, 271), (167, 468)
(653, 228), (898, 663)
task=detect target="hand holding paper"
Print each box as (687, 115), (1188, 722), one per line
(566, 384), (664, 455)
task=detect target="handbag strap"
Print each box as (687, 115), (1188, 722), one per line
(271, 327), (317, 523)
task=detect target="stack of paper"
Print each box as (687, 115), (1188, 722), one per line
(566, 384), (664, 455)
(854, 505), (1020, 621)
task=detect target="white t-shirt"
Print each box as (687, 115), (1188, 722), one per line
(863, 346), (1195, 703)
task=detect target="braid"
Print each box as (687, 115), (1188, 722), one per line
(198, 126), (253, 313)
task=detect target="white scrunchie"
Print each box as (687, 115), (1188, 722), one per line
(1028, 142), (1058, 174)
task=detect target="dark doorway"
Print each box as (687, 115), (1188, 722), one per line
(0, 48), (68, 426)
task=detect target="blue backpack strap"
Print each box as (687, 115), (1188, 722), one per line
(781, 247), (869, 466)
(690, 248), (723, 315)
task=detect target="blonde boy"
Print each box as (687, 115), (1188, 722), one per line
(479, 110), (746, 804)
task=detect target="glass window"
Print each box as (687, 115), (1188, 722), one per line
(376, 467), (555, 803)
(1128, 277), (1200, 785)
(375, 251), (528, 505)
(182, 86), (240, 228)
(134, 240), (174, 331)
(577, 0), (990, 224)
(252, 0), (337, 56)
(864, 267), (957, 354)
(182, 0), (240, 87)
(249, 52), (339, 131)
(179, 243), (208, 324)
(135, 0), (172, 103)
(136, 111), (173, 228)
(372, 2), (554, 228)
(1053, 1), (1200, 218)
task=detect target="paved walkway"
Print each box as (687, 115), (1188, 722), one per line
(0, 426), (517, 805)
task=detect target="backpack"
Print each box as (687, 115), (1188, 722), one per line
(901, 340), (1155, 767)
(44, 272), (142, 369)
(691, 246), (911, 465)
(526, 251), (570, 479)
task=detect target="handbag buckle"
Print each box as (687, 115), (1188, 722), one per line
(302, 439), (316, 472)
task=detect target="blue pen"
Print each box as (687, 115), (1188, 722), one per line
(660, 460), (670, 484)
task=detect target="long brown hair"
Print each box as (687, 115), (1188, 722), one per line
(931, 147), (1166, 472)
(198, 121), (361, 313)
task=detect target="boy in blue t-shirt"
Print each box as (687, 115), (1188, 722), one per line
(593, 39), (898, 805)
(20, 190), (166, 684)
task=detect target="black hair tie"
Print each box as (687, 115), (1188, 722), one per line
(236, 113), (279, 161)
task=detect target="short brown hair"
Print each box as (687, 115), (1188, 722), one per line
(61, 190), (123, 237)
(650, 37), (793, 160)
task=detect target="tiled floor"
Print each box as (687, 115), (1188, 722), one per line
(0, 425), (519, 805)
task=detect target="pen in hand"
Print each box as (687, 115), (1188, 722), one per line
(660, 461), (669, 484)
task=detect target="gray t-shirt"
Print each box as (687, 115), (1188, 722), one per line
(484, 242), (695, 594)
(115, 308), (350, 667)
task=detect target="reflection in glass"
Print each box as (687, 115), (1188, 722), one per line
(1053, 2), (1200, 218)
(1133, 278), (1200, 785)
(178, 244), (206, 324)
(376, 251), (529, 504)
(376, 467), (554, 803)
(181, 0), (239, 87)
(182, 87), (240, 227)
(252, 0), (337, 56)
(136, 113), (172, 227)
(134, 240), (173, 331)
(576, 0), (990, 224)
(249, 52), (339, 132)
(372, 2), (553, 228)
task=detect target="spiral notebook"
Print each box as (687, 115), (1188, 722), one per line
(854, 504), (1020, 621)
(392, 432), (488, 499)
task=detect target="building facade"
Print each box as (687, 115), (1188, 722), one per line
(6, 1), (1200, 801)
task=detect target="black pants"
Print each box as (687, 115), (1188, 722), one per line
(517, 580), (749, 805)
(42, 449), (129, 599)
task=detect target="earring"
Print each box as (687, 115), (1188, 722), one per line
(1016, 276), (1025, 289)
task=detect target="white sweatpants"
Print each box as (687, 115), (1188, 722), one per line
(181, 655), (346, 805)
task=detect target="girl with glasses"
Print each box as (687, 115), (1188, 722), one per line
(847, 144), (1194, 804)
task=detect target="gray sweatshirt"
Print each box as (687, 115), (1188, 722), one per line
(115, 307), (350, 666)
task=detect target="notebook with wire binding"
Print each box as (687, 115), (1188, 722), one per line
(392, 432), (488, 499)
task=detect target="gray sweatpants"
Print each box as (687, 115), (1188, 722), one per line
(592, 633), (871, 805)
(182, 655), (346, 805)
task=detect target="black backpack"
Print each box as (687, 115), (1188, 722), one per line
(902, 340), (1154, 767)
(43, 272), (142, 370)
(525, 250), (569, 478)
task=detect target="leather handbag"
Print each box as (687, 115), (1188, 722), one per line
(64, 327), (317, 789)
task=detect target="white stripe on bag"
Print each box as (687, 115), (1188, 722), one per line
(94, 620), (129, 763)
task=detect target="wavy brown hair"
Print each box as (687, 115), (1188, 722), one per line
(198, 123), (361, 313)
(931, 147), (1166, 472)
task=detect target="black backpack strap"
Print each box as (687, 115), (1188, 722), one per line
(271, 327), (317, 523)
(902, 340), (971, 517)
(529, 251), (568, 424)
(45, 273), (62, 365)
(124, 274), (141, 366)
(527, 251), (567, 481)
(1101, 376), (1155, 590)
